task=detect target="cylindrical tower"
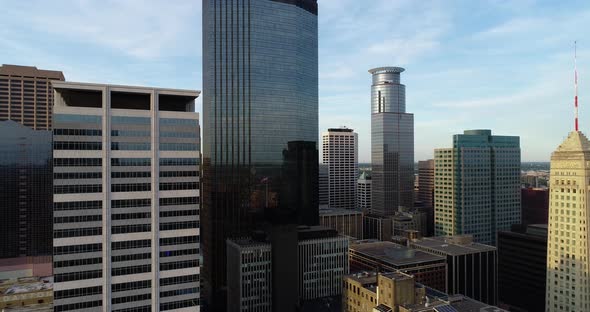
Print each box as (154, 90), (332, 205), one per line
(369, 67), (406, 114)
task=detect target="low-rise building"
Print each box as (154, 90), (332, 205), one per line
(343, 272), (506, 312)
(411, 235), (497, 305)
(349, 241), (446, 292)
(319, 208), (363, 239)
(0, 276), (52, 310)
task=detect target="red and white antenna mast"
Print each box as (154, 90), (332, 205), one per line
(575, 41), (579, 131)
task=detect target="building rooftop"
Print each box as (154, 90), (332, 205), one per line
(297, 225), (339, 241)
(350, 241), (445, 266)
(411, 236), (496, 256)
(226, 237), (270, 249)
(0, 64), (64, 80)
(368, 67), (405, 74)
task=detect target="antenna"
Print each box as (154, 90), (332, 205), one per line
(575, 41), (579, 131)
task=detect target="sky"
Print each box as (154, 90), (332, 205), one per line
(1, 0), (589, 162)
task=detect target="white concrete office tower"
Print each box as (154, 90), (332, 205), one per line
(51, 82), (201, 312)
(322, 128), (358, 210)
(226, 238), (272, 312)
(357, 172), (371, 211)
(297, 226), (349, 301)
(546, 131), (590, 312)
(369, 67), (414, 216)
(435, 130), (520, 245)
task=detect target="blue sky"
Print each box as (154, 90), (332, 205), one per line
(1, 0), (588, 162)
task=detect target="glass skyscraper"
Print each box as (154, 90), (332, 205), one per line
(369, 67), (414, 216)
(202, 0), (318, 310)
(434, 130), (521, 245)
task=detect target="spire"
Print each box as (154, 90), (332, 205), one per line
(575, 41), (579, 131)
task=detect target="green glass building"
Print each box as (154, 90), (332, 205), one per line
(434, 130), (520, 245)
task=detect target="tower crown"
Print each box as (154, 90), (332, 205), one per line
(556, 131), (590, 152)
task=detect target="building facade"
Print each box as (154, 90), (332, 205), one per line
(411, 235), (498, 305)
(226, 238), (272, 312)
(319, 164), (329, 208)
(417, 159), (434, 236)
(0, 121), (52, 259)
(319, 208), (363, 239)
(521, 187), (549, 225)
(369, 67), (414, 217)
(297, 226), (349, 301)
(201, 1), (319, 309)
(322, 128), (358, 210)
(434, 130), (521, 245)
(51, 82), (201, 312)
(357, 172), (371, 212)
(546, 131), (590, 312)
(0, 64), (65, 130)
(498, 224), (547, 312)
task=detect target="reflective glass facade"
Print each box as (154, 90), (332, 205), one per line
(202, 0), (318, 309)
(0, 120), (52, 258)
(369, 67), (414, 216)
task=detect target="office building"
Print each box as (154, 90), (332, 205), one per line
(369, 67), (414, 217)
(411, 235), (497, 305)
(417, 159), (434, 236)
(343, 272), (506, 312)
(319, 208), (363, 239)
(434, 129), (521, 245)
(357, 172), (371, 211)
(226, 238), (272, 312)
(498, 224), (547, 312)
(0, 64), (65, 130)
(392, 210), (427, 238)
(349, 241), (446, 292)
(319, 164), (329, 208)
(546, 131), (590, 312)
(362, 215), (392, 241)
(322, 128), (358, 210)
(521, 187), (549, 225)
(0, 121), (52, 259)
(51, 82), (201, 312)
(298, 226), (349, 301)
(202, 1), (318, 309)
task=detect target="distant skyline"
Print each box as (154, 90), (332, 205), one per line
(2, 0), (589, 162)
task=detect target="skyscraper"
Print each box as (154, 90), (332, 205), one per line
(322, 127), (358, 210)
(0, 64), (65, 130)
(51, 81), (201, 312)
(434, 130), (521, 245)
(546, 131), (590, 312)
(417, 159), (434, 236)
(202, 0), (319, 310)
(369, 67), (414, 216)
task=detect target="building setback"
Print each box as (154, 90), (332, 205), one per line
(497, 224), (547, 312)
(435, 129), (521, 245)
(201, 1), (319, 309)
(411, 235), (498, 305)
(546, 131), (590, 312)
(0, 64), (65, 130)
(51, 81), (201, 312)
(369, 67), (414, 217)
(322, 128), (358, 210)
